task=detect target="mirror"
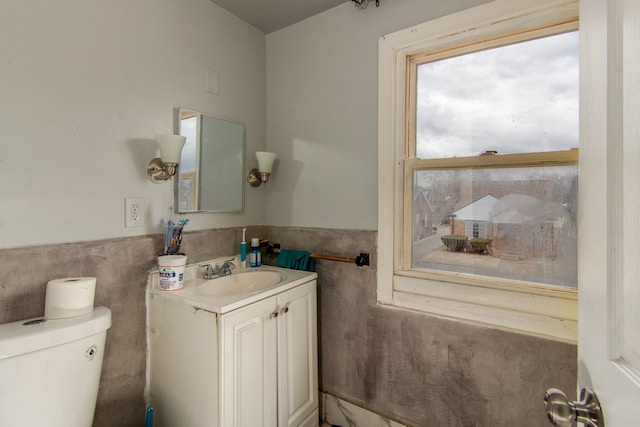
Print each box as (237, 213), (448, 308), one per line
(176, 108), (245, 213)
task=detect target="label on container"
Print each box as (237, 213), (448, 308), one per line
(159, 266), (185, 291)
(249, 249), (261, 267)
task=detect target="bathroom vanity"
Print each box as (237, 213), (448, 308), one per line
(147, 262), (318, 427)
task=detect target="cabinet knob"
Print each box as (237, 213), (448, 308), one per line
(270, 310), (279, 319)
(280, 304), (290, 315)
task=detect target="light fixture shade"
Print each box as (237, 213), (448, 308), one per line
(256, 151), (277, 173)
(155, 134), (186, 164)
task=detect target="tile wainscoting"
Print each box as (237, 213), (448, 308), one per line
(267, 226), (576, 426)
(1, 225), (575, 426)
(0, 227), (265, 427)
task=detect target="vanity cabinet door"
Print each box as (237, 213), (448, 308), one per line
(219, 279), (318, 427)
(277, 280), (318, 427)
(220, 296), (278, 427)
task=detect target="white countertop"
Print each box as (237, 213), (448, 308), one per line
(148, 263), (317, 314)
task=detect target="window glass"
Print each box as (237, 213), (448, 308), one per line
(409, 30), (579, 289)
(416, 31), (579, 159)
(411, 165), (578, 287)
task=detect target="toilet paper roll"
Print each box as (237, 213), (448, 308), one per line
(45, 277), (97, 320)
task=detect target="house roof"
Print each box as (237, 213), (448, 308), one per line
(489, 194), (570, 224)
(453, 193), (572, 224)
(413, 188), (433, 211)
(452, 194), (497, 221)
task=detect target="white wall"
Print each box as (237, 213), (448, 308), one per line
(265, 0), (489, 230)
(0, 0), (266, 249)
(0, 0), (493, 249)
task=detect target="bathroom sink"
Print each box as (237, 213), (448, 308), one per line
(195, 270), (284, 296)
(151, 264), (316, 314)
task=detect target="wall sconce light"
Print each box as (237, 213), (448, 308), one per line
(247, 151), (277, 187)
(147, 134), (187, 183)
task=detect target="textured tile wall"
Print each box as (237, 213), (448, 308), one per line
(0, 237), (158, 426)
(0, 226), (266, 427)
(266, 226), (577, 427)
(1, 225), (576, 426)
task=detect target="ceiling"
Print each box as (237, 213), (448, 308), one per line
(209, 0), (349, 34)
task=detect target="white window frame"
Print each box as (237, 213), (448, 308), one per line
(377, 0), (579, 343)
(465, 221), (487, 239)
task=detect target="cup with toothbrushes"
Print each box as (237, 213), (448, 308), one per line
(164, 218), (189, 255)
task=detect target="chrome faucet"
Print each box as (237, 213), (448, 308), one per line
(200, 259), (235, 280)
(200, 264), (215, 279)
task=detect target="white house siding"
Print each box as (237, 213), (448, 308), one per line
(452, 194), (498, 221)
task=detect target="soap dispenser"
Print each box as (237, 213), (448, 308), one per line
(249, 238), (261, 267)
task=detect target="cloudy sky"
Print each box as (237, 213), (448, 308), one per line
(416, 30), (579, 159)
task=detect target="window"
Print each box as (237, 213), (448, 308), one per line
(467, 222), (485, 239)
(378, 0), (579, 342)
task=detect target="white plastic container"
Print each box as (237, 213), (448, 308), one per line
(158, 255), (187, 291)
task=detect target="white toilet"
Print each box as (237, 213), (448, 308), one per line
(0, 306), (111, 427)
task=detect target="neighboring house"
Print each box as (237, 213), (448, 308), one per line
(413, 188), (434, 241)
(488, 194), (574, 260)
(451, 193), (575, 260)
(451, 194), (497, 238)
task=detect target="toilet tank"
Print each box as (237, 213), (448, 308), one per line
(0, 306), (111, 427)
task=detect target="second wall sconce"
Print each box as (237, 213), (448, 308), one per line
(247, 151), (277, 187)
(147, 134), (187, 183)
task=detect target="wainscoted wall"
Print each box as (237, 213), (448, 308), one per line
(0, 237), (157, 426)
(1, 225), (575, 426)
(266, 226), (577, 427)
(0, 226), (266, 427)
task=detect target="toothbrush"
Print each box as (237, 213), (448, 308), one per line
(240, 228), (247, 268)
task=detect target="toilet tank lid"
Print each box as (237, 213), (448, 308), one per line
(0, 306), (111, 360)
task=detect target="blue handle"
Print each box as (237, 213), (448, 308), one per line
(145, 406), (154, 427)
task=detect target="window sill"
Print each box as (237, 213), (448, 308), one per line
(384, 273), (577, 343)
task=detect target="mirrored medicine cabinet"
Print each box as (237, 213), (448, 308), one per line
(176, 108), (245, 213)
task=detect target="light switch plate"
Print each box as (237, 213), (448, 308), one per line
(125, 198), (145, 227)
(205, 68), (219, 95)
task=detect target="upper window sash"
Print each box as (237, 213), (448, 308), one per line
(405, 18), (579, 159)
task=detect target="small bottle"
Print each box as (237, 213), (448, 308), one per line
(249, 238), (261, 267)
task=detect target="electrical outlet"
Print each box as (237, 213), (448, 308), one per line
(125, 198), (145, 227)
